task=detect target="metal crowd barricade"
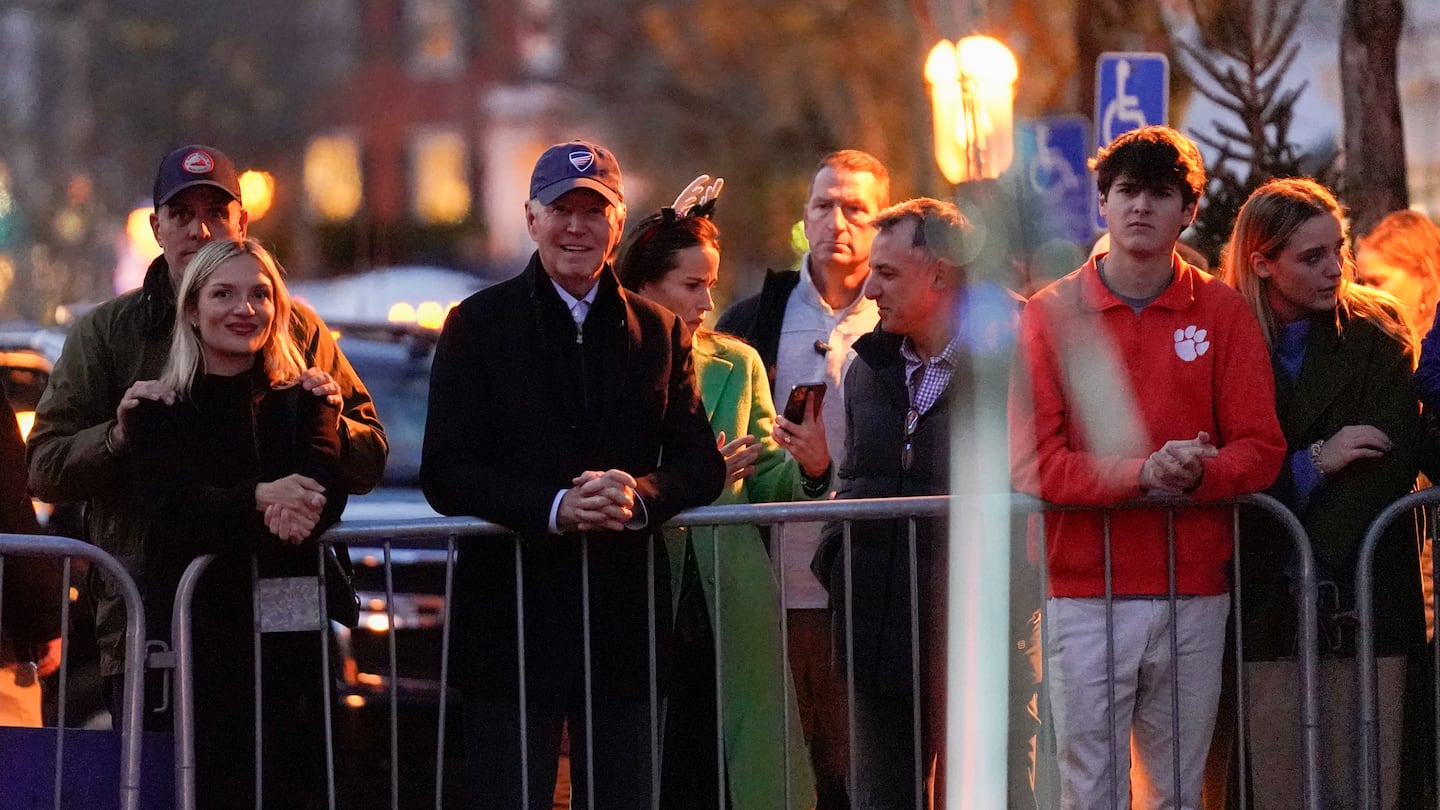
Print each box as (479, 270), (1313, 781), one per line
(0, 532), (148, 810)
(166, 500), (950, 809)
(1019, 493), (1321, 810)
(1354, 486), (1440, 810)
(163, 492), (1320, 809)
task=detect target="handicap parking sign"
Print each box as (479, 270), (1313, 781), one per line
(1017, 116), (1093, 245)
(1093, 52), (1169, 233)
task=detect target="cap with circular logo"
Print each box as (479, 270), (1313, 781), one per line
(528, 140), (624, 208)
(153, 145), (242, 209)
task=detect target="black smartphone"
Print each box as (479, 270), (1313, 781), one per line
(782, 382), (827, 423)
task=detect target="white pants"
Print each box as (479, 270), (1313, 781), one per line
(1045, 595), (1230, 810)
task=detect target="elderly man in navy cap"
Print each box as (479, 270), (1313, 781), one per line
(422, 140), (724, 807)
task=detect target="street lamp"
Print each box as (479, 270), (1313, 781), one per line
(925, 36), (1019, 184)
(239, 170), (276, 222)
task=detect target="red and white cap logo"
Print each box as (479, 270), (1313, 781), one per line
(181, 150), (216, 175)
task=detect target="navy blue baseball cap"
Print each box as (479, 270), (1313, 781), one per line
(153, 145), (242, 209)
(529, 140), (624, 207)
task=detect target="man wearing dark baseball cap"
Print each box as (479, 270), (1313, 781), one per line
(527, 139), (625, 208)
(423, 139), (724, 807)
(27, 143), (389, 804)
(152, 144), (243, 209)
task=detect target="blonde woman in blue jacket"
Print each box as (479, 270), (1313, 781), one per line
(616, 178), (830, 810)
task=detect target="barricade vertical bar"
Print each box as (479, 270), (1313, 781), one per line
(1035, 505), (1051, 810)
(1432, 505), (1439, 810)
(581, 532), (596, 805)
(1354, 490), (1435, 809)
(1231, 505), (1250, 810)
(1166, 508), (1181, 805)
(711, 523), (726, 799)
(315, 543), (337, 810)
(175, 553), (219, 810)
(52, 557), (71, 810)
(514, 534), (530, 810)
(907, 517), (923, 810)
(774, 519), (792, 809)
(1103, 512), (1118, 809)
(1236, 493), (1318, 809)
(384, 541), (400, 810)
(647, 532), (659, 810)
(842, 519), (857, 802)
(251, 556), (263, 810)
(435, 532), (457, 810)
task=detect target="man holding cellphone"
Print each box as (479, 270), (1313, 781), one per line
(716, 150), (888, 808)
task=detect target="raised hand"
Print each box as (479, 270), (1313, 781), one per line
(717, 431), (763, 486)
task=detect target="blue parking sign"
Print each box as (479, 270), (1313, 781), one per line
(1017, 116), (1093, 245)
(1093, 52), (1169, 232)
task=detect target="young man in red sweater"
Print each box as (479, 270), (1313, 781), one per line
(1009, 126), (1286, 809)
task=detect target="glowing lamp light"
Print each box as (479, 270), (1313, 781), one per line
(365, 613), (390, 633)
(125, 207), (160, 256)
(239, 170), (276, 221)
(415, 301), (448, 330)
(926, 36), (1018, 184)
(14, 409), (34, 442)
(387, 302), (417, 324)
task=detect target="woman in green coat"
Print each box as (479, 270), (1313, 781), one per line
(616, 178), (831, 810)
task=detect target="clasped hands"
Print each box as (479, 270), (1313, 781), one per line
(1139, 431), (1218, 494)
(558, 469), (640, 533)
(256, 474), (327, 544)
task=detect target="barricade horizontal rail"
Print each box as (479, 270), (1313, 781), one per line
(161, 492), (1319, 809)
(0, 532), (148, 810)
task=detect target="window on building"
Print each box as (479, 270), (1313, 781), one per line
(406, 0), (464, 78)
(518, 0), (560, 77)
(410, 129), (472, 225)
(304, 134), (364, 222)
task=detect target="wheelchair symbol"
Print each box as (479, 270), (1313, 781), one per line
(1101, 59), (1148, 145)
(1028, 124), (1081, 195)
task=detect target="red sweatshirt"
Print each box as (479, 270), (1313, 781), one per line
(1010, 255), (1286, 597)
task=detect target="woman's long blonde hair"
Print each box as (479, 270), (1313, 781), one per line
(1220, 177), (1415, 357)
(159, 237), (307, 399)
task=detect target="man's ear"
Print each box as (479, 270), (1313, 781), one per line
(931, 259), (957, 291)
